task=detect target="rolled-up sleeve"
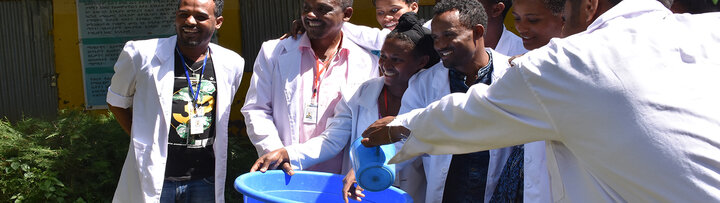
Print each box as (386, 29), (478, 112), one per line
(106, 41), (138, 108)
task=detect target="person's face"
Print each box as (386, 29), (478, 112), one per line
(175, 0), (222, 49)
(374, 0), (418, 30)
(561, 0), (593, 37)
(431, 10), (480, 69)
(512, 0), (564, 50)
(379, 38), (427, 87)
(302, 0), (352, 39)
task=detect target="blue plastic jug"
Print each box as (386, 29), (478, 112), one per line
(349, 137), (396, 192)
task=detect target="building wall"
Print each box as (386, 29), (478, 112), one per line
(51, 0), (516, 122)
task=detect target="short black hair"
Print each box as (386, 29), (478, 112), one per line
(434, 0), (488, 29)
(177, 0), (224, 17)
(372, 0), (418, 7)
(544, 0), (565, 14)
(214, 0), (224, 16)
(338, 0), (354, 9)
(675, 0), (720, 13)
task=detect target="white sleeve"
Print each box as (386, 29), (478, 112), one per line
(106, 41), (138, 108)
(285, 94), (354, 170)
(389, 66), (559, 163)
(342, 23), (391, 52)
(241, 40), (285, 156)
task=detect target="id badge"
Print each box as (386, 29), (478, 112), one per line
(190, 115), (205, 135)
(303, 103), (318, 124)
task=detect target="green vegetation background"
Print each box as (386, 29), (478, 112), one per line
(0, 110), (256, 202)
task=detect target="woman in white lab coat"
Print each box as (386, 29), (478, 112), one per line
(250, 13), (440, 203)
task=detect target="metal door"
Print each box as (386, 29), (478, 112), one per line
(0, 0), (57, 121)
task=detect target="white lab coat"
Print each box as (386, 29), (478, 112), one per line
(495, 25), (528, 57)
(106, 36), (245, 203)
(390, 0), (720, 202)
(494, 25), (554, 203)
(284, 77), (427, 202)
(400, 50), (512, 203)
(242, 34), (379, 157)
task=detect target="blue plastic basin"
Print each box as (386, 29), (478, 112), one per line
(234, 170), (412, 203)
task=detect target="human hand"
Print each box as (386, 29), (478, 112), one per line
(508, 53), (524, 66)
(361, 116), (409, 147)
(279, 19), (305, 40)
(342, 169), (364, 203)
(249, 148), (294, 176)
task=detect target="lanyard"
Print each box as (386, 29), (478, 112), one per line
(311, 44), (341, 100)
(176, 47), (209, 110)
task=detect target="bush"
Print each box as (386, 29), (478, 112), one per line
(0, 109), (127, 202)
(0, 109), (258, 202)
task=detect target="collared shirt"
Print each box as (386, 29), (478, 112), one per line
(443, 50), (495, 203)
(297, 34), (350, 174)
(400, 49), (514, 203)
(390, 0), (720, 202)
(242, 33), (379, 174)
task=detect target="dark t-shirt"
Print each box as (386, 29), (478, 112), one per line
(164, 49), (217, 181)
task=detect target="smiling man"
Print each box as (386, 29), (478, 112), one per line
(107, 0), (245, 202)
(242, 0), (378, 175)
(417, 0), (520, 202)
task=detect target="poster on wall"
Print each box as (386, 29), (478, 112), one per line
(77, 0), (176, 109)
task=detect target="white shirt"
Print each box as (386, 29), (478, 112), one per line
(284, 77), (427, 202)
(106, 36), (245, 203)
(389, 0), (720, 202)
(400, 49), (513, 203)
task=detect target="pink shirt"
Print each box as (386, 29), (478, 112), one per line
(298, 34), (350, 174)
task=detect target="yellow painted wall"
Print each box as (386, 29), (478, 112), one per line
(52, 0), (516, 120)
(53, 0), (84, 109)
(52, 0), (248, 113)
(348, 0), (380, 27)
(215, 0), (252, 133)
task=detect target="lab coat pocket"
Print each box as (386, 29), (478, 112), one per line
(132, 139), (150, 170)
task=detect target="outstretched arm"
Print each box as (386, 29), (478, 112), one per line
(342, 23), (391, 52)
(364, 66), (559, 163)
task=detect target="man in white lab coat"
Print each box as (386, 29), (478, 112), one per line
(362, 0), (720, 201)
(106, 0), (244, 202)
(241, 0), (379, 174)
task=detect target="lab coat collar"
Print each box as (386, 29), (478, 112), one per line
(357, 77), (385, 110)
(154, 36), (177, 123)
(586, 0), (671, 33)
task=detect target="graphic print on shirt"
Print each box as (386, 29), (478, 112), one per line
(170, 74), (216, 148)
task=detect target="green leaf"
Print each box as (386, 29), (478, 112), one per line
(713, 0), (718, 5)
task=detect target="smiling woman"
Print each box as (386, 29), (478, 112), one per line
(511, 0), (564, 50)
(373, 0), (419, 30)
